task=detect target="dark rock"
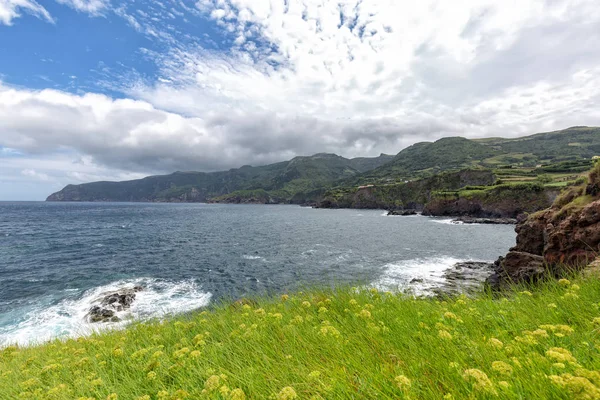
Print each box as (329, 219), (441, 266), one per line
(435, 261), (495, 296)
(388, 209), (418, 216)
(453, 217), (517, 225)
(491, 251), (547, 286)
(86, 287), (142, 323)
(410, 278), (424, 283)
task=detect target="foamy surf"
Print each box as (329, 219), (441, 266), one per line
(430, 218), (464, 225)
(373, 256), (468, 295)
(0, 278), (211, 347)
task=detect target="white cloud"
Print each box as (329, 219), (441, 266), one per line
(55, 0), (110, 15)
(21, 168), (49, 181)
(2, 0), (600, 200)
(0, 0), (54, 25)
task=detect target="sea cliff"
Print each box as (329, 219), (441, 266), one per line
(489, 161), (600, 287)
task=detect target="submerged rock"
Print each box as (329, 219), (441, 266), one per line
(86, 286), (143, 323)
(387, 209), (418, 216)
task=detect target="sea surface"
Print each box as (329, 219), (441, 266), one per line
(0, 202), (516, 346)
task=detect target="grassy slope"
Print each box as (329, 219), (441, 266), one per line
(3, 277), (600, 399)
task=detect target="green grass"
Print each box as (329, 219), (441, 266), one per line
(3, 277), (600, 399)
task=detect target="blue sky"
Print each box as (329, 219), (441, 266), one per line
(1, 0), (600, 200)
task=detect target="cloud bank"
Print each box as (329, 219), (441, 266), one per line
(2, 0), (600, 199)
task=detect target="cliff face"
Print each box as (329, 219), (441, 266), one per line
(317, 169), (495, 210)
(423, 184), (560, 218)
(489, 163), (600, 287)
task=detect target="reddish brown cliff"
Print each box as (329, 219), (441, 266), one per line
(489, 162), (600, 287)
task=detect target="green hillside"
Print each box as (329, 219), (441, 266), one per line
(46, 154), (392, 203)
(46, 127), (600, 204)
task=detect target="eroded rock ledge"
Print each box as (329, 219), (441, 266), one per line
(488, 163), (600, 289)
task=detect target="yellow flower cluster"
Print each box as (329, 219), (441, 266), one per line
(549, 372), (600, 399)
(462, 369), (496, 394)
(394, 375), (411, 390)
(491, 361), (513, 376)
(438, 330), (452, 340)
(487, 338), (504, 349)
(546, 347), (577, 363)
(277, 386), (297, 400)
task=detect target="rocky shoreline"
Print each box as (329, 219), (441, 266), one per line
(451, 216), (517, 225)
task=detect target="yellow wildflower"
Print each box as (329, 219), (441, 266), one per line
(190, 350), (201, 359)
(438, 330), (452, 340)
(349, 299), (358, 306)
(91, 378), (103, 386)
(444, 312), (462, 322)
(519, 291), (533, 297)
(549, 373), (600, 398)
(463, 369), (496, 394)
(593, 317), (600, 325)
(571, 284), (581, 291)
(147, 371), (157, 381)
(205, 375), (221, 392)
(301, 301), (311, 308)
(394, 375), (411, 390)
(491, 361), (513, 376)
(318, 307), (328, 314)
(308, 371), (321, 380)
(254, 308), (266, 316)
(498, 381), (510, 389)
(370, 287), (378, 294)
(548, 303), (558, 309)
(242, 304), (251, 310)
(220, 386), (230, 396)
(281, 294), (289, 301)
(564, 292), (579, 300)
(553, 363), (566, 369)
(319, 325), (341, 338)
(112, 348), (124, 357)
(106, 394), (118, 400)
(277, 386), (297, 400)
(359, 309), (371, 319)
(558, 279), (571, 287)
(488, 338), (504, 349)
(136, 396), (151, 400)
(230, 388), (246, 400)
(546, 348), (577, 363)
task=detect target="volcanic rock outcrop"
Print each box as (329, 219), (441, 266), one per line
(488, 162), (600, 288)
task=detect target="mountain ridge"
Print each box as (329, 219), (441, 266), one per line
(47, 126), (600, 203)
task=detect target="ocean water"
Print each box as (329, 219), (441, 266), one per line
(0, 202), (516, 346)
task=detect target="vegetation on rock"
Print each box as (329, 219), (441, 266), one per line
(490, 162), (600, 287)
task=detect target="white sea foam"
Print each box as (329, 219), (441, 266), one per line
(242, 255), (263, 260)
(430, 218), (463, 225)
(373, 256), (465, 295)
(0, 278), (211, 347)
